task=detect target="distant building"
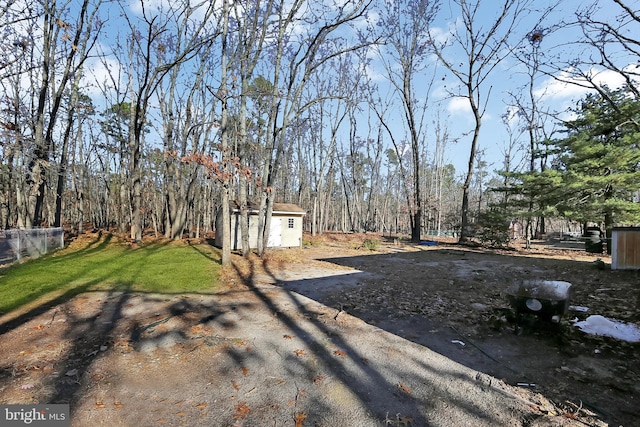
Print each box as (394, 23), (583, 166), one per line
(215, 201), (306, 250)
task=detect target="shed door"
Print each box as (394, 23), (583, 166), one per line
(268, 218), (282, 247)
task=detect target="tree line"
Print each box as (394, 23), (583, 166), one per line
(1, 0), (638, 263)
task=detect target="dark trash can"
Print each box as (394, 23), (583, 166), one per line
(585, 239), (603, 253)
(585, 228), (602, 253)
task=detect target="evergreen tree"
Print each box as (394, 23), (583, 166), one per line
(553, 86), (640, 235)
(493, 86), (640, 240)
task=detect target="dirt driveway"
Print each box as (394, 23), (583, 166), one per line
(0, 234), (636, 426)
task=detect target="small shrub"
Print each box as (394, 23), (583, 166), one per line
(476, 208), (510, 247)
(302, 235), (323, 247)
(302, 237), (319, 247)
(361, 238), (380, 251)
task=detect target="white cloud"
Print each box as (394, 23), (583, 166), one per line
(353, 9), (380, 30)
(502, 105), (521, 128)
(534, 67), (631, 101)
(446, 96), (493, 125)
(447, 97), (470, 115)
(532, 65), (640, 120)
(428, 26), (450, 47)
(128, 0), (159, 15)
(83, 55), (122, 99)
(363, 63), (386, 83)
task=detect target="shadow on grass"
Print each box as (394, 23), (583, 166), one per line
(0, 234), (220, 335)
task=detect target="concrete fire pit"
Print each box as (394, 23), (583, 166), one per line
(506, 280), (573, 325)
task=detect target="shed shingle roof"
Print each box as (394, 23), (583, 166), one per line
(230, 201), (305, 215)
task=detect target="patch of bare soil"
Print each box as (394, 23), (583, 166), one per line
(282, 233), (639, 426)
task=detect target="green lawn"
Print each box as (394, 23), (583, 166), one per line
(0, 233), (222, 314)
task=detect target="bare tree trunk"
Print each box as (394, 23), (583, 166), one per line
(219, 0), (232, 265)
(460, 109), (481, 243)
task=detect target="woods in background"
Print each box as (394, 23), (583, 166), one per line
(1, 0), (638, 259)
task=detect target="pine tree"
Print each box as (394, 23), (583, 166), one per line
(552, 86), (640, 235)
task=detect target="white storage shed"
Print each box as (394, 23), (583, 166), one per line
(215, 202), (306, 250)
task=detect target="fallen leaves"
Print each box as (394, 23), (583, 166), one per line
(283, 334), (293, 340)
(94, 400), (124, 409)
(294, 412), (307, 427)
(233, 402), (251, 419)
(333, 349), (346, 357)
(294, 349), (305, 356)
(397, 382), (412, 394)
(91, 373), (105, 382)
(112, 338), (134, 352)
(190, 324), (211, 335)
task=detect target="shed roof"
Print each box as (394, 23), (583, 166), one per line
(230, 201), (305, 215)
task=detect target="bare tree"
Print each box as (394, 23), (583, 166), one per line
(431, 112), (455, 236)
(301, 85), (345, 236)
(377, 0), (440, 242)
(0, 1), (37, 228)
(156, 5), (221, 240)
(218, 0), (232, 265)
(369, 90), (415, 237)
(52, 0), (104, 228)
(573, 0), (639, 101)
(114, 0), (216, 241)
(509, 23), (557, 243)
(2, 0), (104, 227)
(254, 0), (373, 255)
(230, 0), (277, 255)
(533, 0), (640, 115)
(428, 0), (534, 243)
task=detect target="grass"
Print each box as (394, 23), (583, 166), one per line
(0, 233), (222, 315)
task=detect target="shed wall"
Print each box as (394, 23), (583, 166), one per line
(215, 211), (303, 250)
(611, 228), (640, 270)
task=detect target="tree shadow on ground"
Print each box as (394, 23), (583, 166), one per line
(228, 254), (534, 426)
(0, 244), (597, 426)
(278, 246), (638, 426)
